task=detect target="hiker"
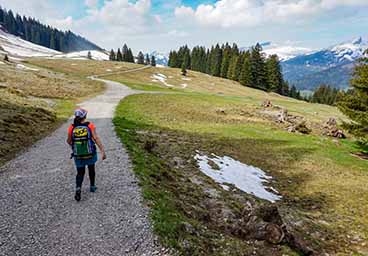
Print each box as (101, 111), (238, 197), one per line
(67, 108), (106, 201)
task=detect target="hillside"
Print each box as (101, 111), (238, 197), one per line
(0, 57), (104, 164)
(0, 7), (101, 53)
(28, 58), (368, 255)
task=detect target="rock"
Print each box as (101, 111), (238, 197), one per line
(326, 117), (337, 127)
(277, 109), (288, 123)
(262, 100), (273, 108)
(295, 121), (312, 134)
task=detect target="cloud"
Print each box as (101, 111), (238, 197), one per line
(47, 16), (74, 31)
(85, 0), (98, 9)
(175, 0), (368, 28)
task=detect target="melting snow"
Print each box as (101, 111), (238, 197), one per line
(0, 28), (60, 57)
(182, 77), (191, 81)
(0, 61), (4, 65)
(195, 153), (282, 202)
(181, 83), (188, 88)
(106, 69), (112, 72)
(16, 64), (39, 71)
(53, 50), (109, 61)
(151, 73), (174, 87)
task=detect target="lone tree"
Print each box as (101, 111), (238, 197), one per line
(87, 51), (92, 60)
(4, 54), (9, 62)
(338, 50), (368, 146)
(151, 55), (156, 67)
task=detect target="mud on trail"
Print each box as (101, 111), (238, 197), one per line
(0, 78), (164, 256)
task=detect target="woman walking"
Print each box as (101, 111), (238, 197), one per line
(67, 108), (106, 201)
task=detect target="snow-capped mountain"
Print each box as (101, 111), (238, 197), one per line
(149, 51), (169, 66)
(282, 37), (368, 90)
(263, 45), (314, 61)
(0, 26), (61, 57)
(240, 42), (314, 61)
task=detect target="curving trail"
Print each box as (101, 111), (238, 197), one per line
(0, 75), (164, 256)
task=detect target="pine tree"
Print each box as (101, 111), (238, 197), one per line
(266, 55), (283, 93)
(116, 48), (123, 61)
(4, 54), (9, 62)
(338, 51), (368, 141)
(240, 52), (252, 86)
(151, 55), (156, 67)
(137, 51), (145, 64)
(127, 48), (134, 62)
(145, 54), (150, 65)
(210, 44), (222, 77)
(122, 44), (129, 61)
(220, 43), (231, 78)
(87, 51), (92, 60)
(250, 43), (268, 90)
(227, 55), (238, 80)
(109, 49), (116, 61)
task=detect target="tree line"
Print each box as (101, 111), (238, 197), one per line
(109, 45), (156, 66)
(168, 43), (302, 99)
(308, 85), (341, 105)
(0, 6), (101, 53)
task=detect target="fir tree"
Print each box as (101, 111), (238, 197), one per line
(338, 51), (368, 141)
(250, 43), (268, 90)
(127, 48), (134, 62)
(137, 51), (145, 64)
(210, 44), (222, 77)
(220, 43), (231, 78)
(109, 49), (116, 61)
(151, 55), (156, 67)
(122, 44), (129, 61)
(87, 51), (92, 60)
(181, 55), (187, 76)
(145, 54), (150, 65)
(266, 55), (283, 93)
(116, 48), (123, 61)
(240, 52), (252, 86)
(4, 54), (9, 62)
(227, 55), (238, 80)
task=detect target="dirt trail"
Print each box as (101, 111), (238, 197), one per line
(0, 76), (163, 255)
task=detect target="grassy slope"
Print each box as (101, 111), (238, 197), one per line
(0, 58), (104, 165)
(26, 60), (368, 254)
(110, 67), (368, 255)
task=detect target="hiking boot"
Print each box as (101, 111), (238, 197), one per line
(90, 186), (97, 193)
(75, 189), (81, 201)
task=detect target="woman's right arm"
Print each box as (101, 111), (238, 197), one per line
(91, 129), (106, 160)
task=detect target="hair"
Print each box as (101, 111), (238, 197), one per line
(73, 116), (85, 126)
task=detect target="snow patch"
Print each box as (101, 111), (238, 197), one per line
(182, 77), (191, 81)
(195, 153), (282, 203)
(0, 61), (4, 65)
(16, 64), (39, 71)
(53, 50), (109, 61)
(106, 69), (112, 72)
(151, 73), (174, 87)
(0, 28), (60, 57)
(181, 83), (188, 88)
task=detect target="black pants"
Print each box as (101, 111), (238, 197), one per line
(76, 164), (95, 189)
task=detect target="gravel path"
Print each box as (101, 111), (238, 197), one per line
(0, 77), (165, 256)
